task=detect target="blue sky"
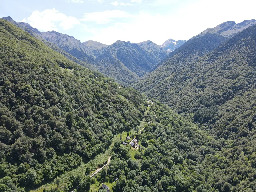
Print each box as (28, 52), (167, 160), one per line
(1, 0), (256, 45)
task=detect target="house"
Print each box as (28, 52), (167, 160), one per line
(126, 136), (131, 140)
(101, 183), (110, 192)
(130, 138), (139, 149)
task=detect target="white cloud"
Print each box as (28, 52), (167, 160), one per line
(68, 0), (84, 3)
(172, 0), (256, 37)
(21, 0), (256, 45)
(111, 0), (142, 6)
(111, 1), (131, 6)
(85, 0), (256, 45)
(150, 0), (179, 6)
(23, 9), (80, 32)
(88, 12), (174, 44)
(131, 0), (142, 3)
(82, 10), (132, 24)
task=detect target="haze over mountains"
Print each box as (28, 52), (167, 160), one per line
(1, 16), (256, 192)
(3, 16), (256, 86)
(3, 16), (185, 85)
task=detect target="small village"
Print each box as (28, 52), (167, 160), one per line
(122, 136), (140, 149)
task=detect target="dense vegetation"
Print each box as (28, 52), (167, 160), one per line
(136, 23), (256, 130)
(0, 19), (216, 192)
(136, 21), (256, 191)
(1, 18), (256, 192)
(0, 19), (145, 191)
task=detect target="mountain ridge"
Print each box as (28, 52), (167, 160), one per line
(201, 19), (256, 37)
(2, 16), (185, 85)
(136, 19), (256, 142)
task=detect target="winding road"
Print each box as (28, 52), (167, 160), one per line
(90, 156), (111, 177)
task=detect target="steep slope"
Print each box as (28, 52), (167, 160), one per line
(137, 20), (256, 111)
(0, 18), (213, 192)
(100, 40), (167, 77)
(138, 23), (256, 125)
(135, 21), (256, 192)
(136, 33), (229, 95)
(1, 16), (96, 71)
(2, 17), (172, 85)
(40, 32), (140, 85)
(40, 31), (95, 65)
(136, 21), (256, 156)
(1, 17), (139, 85)
(1, 19), (256, 192)
(201, 19), (256, 37)
(0, 19), (144, 191)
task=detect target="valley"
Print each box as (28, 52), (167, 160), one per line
(0, 16), (256, 192)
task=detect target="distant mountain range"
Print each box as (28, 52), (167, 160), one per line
(2, 16), (185, 85)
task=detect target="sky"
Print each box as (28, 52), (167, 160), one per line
(1, 0), (256, 45)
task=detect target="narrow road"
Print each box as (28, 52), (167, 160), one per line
(90, 156), (111, 177)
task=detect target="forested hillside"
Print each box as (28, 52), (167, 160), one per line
(0, 18), (144, 191)
(136, 23), (256, 127)
(1, 18), (256, 192)
(135, 21), (256, 191)
(0, 18), (216, 192)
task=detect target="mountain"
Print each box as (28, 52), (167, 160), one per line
(0, 18), (142, 191)
(138, 40), (168, 66)
(1, 16), (97, 72)
(83, 40), (107, 52)
(135, 20), (256, 191)
(40, 31), (96, 64)
(161, 39), (186, 53)
(136, 20), (256, 124)
(201, 19), (256, 37)
(2, 16), (42, 38)
(0, 18), (213, 192)
(136, 19), (256, 101)
(83, 40), (107, 50)
(99, 40), (167, 77)
(135, 33), (230, 96)
(2, 17), (183, 85)
(1, 18), (256, 192)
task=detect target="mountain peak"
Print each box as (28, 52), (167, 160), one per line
(202, 19), (256, 37)
(2, 16), (14, 22)
(83, 40), (107, 49)
(233, 19), (256, 29)
(113, 40), (130, 45)
(161, 39), (186, 53)
(139, 40), (155, 45)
